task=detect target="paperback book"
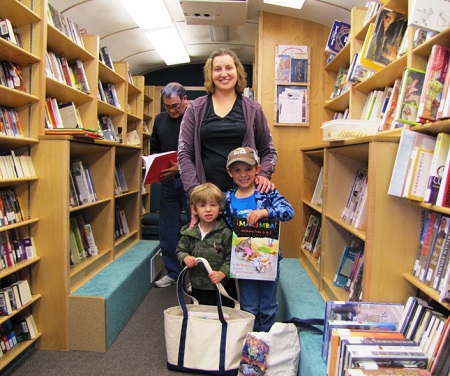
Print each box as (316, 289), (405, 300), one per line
(230, 218), (279, 281)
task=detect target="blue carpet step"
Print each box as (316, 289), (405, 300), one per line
(277, 258), (326, 376)
(68, 240), (160, 352)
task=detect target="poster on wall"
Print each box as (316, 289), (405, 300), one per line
(275, 45), (310, 125)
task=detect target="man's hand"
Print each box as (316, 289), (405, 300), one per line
(160, 161), (179, 181)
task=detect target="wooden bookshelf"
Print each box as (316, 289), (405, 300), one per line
(300, 0), (450, 309)
(0, 0), (44, 371)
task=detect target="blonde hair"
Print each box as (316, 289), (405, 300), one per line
(190, 183), (225, 211)
(203, 48), (247, 94)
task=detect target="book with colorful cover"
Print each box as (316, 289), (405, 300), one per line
(416, 44), (450, 124)
(391, 67), (426, 128)
(325, 20), (350, 55)
(365, 8), (408, 67)
(230, 218), (279, 281)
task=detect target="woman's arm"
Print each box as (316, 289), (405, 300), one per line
(178, 105), (200, 197)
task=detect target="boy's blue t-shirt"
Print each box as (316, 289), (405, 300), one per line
(230, 192), (256, 218)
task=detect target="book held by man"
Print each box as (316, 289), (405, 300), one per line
(141, 151), (177, 185)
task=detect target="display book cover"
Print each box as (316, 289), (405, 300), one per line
(325, 20), (350, 55)
(230, 218), (279, 281)
(321, 300), (404, 360)
(141, 151), (177, 185)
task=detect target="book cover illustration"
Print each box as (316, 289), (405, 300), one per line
(325, 20), (350, 55)
(366, 8), (408, 66)
(416, 45), (450, 123)
(230, 218), (279, 281)
(141, 151), (177, 185)
(409, 0), (450, 33)
(393, 68), (426, 127)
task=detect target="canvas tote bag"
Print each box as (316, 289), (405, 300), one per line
(238, 322), (300, 376)
(164, 257), (255, 375)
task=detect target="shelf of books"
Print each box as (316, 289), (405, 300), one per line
(302, 140), (421, 303)
(141, 85), (158, 216)
(16, 1), (146, 353)
(0, 0), (45, 370)
(299, 147), (324, 288)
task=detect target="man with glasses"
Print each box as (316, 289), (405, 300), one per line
(151, 82), (191, 287)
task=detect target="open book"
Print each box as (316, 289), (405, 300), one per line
(141, 151), (177, 185)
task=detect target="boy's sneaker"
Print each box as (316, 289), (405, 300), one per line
(155, 275), (176, 288)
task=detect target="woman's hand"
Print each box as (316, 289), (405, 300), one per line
(189, 212), (198, 228)
(255, 175), (275, 193)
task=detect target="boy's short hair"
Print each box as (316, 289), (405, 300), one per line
(190, 183), (225, 211)
(226, 147), (260, 168)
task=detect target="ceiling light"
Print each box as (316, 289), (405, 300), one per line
(209, 26), (229, 42)
(119, 0), (190, 65)
(263, 0), (305, 10)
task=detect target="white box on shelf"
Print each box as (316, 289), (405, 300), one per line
(321, 120), (379, 141)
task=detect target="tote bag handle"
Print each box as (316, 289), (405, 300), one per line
(177, 257), (240, 323)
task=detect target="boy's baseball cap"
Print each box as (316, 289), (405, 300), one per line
(226, 147), (260, 168)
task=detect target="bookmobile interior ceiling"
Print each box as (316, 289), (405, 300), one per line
(50, 0), (362, 75)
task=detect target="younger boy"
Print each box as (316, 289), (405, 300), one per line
(177, 182), (235, 306)
(223, 147), (294, 331)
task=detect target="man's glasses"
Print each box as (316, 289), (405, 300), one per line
(164, 101), (183, 111)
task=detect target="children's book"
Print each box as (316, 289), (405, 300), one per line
(230, 218), (280, 281)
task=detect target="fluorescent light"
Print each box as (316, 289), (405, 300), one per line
(145, 27), (190, 65)
(264, 0), (305, 10)
(119, 0), (190, 65)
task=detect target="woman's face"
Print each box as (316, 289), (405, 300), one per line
(212, 54), (237, 91)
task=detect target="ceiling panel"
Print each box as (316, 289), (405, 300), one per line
(47, 0), (362, 75)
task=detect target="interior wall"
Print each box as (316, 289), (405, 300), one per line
(257, 12), (330, 258)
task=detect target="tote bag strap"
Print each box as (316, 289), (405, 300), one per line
(283, 317), (324, 334)
(176, 257), (237, 371)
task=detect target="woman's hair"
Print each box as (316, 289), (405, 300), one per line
(203, 48), (247, 94)
(190, 183), (225, 211)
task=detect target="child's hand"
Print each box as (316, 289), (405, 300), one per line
(246, 209), (269, 226)
(183, 256), (198, 268)
(209, 271), (226, 284)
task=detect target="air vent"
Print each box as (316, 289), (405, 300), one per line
(179, 0), (248, 25)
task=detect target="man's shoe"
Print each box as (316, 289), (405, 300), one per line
(155, 275), (176, 288)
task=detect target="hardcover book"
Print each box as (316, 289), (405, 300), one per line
(426, 216), (450, 286)
(365, 8), (408, 67)
(322, 300), (404, 360)
(141, 151), (177, 185)
(391, 68), (426, 128)
(325, 20), (350, 55)
(388, 129), (436, 198)
(408, 0), (450, 33)
(230, 218), (279, 281)
(416, 44), (450, 123)
(424, 133), (450, 204)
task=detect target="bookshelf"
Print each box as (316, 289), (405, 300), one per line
(141, 85), (156, 216)
(300, 0), (450, 310)
(9, 1), (146, 353)
(0, 0), (44, 370)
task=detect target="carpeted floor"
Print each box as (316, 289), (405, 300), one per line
(8, 284), (199, 376)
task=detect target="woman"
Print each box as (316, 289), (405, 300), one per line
(178, 48), (278, 198)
